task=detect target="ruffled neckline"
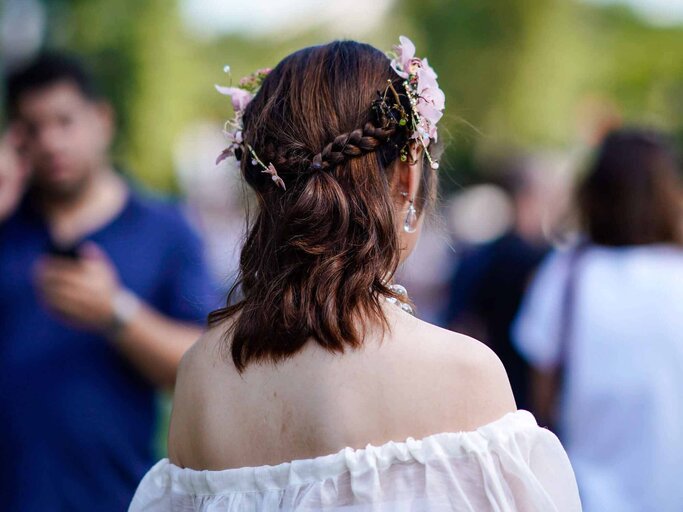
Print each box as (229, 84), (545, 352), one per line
(151, 409), (550, 495)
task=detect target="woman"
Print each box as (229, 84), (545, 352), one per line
(513, 129), (683, 512)
(131, 39), (580, 511)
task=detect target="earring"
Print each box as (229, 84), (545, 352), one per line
(403, 198), (417, 233)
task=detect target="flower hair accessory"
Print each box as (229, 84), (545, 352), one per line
(215, 66), (288, 192)
(215, 66), (271, 166)
(215, 36), (445, 189)
(386, 35), (445, 170)
(247, 144), (286, 191)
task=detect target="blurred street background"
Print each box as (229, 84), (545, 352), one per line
(3, 0), (683, 299)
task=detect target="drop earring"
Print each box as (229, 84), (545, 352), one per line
(403, 198), (418, 233)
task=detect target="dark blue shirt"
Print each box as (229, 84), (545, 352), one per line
(441, 231), (548, 410)
(0, 187), (218, 511)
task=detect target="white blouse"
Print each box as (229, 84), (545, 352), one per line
(129, 410), (581, 511)
(513, 245), (683, 512)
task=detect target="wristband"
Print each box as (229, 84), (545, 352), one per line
(106, 288), (142, 341)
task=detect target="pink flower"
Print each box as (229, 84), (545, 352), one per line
(391, 35), (417, 78)
(228, 129), (244, 145)
(416, 63), (445, 141)
(390, 36), (445, 143)
(215, 130), (244, 165)
(215, 147), (233, 165)
(215, 85), (254, 113)
(417, 103), (442, 141)
(237, 68), (272, 92)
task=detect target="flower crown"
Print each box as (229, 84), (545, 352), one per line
(215, 36), (445, 190)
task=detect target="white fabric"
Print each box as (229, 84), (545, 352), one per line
(129, 410), (580, 511)
(513, 245), (683, 512)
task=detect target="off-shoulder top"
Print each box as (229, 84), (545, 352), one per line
(129, 410), (581, 511)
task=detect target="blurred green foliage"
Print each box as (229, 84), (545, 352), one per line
(38, 0), (683, 192)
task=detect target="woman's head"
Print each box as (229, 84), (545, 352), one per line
(209, 39), (444, 370)
(578, 128), (682, 246)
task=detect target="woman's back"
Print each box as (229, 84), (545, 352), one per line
(168, 307), (516, 470)
(130, 308), (580, 511)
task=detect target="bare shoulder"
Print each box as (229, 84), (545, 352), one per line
(391, 312), (517, 431)
(168, 323), (237, 466)
(173, 323), (232, 396)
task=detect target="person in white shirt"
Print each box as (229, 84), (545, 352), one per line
(130, 37), (580, 511)
(513, 128), (683, 512)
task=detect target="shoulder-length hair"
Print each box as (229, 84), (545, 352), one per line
(578, 128), (683, 247)
(209, 41), (439, 371)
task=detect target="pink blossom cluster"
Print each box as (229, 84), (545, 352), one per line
(390, 36), (445, 144)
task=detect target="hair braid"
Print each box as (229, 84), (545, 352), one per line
(310, 122), (396, 171)
(252, 122), (398, 176)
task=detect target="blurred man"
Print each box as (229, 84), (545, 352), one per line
(0, 128), (29, 222)
(0, 53), (217, 511)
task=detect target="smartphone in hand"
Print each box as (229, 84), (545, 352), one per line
(47, 241), (81, 260)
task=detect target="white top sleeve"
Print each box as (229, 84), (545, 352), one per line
(512, 250), (571, 371)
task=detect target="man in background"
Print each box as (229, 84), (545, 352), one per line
(441, 160), (550, 410)
(0, 52), (217, 511)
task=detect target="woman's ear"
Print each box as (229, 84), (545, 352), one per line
(395, 142), (423, 204)
(393, 143), (425, 262)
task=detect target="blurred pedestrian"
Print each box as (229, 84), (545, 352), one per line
(513, 128), (683, 512)
(0, 52), (217, 511)
(442, 160), (550, 410)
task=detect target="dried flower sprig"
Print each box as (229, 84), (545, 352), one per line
(215, 66), (271, 166)
(216, 67), (287, 191)
(247, 144), (286, 191)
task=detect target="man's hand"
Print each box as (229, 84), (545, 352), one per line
(35, 242), (121, 332)
(35, 240), (203, 387)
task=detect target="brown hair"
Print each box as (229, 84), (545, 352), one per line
(577, 128), (683, 247)
(208, 41), (440, 371)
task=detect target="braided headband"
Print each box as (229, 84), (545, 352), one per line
(215, 36), (445, 191)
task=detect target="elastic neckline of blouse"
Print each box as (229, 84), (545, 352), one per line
(150, 410), (553, 496)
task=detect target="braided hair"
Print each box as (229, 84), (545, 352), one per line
(307, 122), (397, 170)
(243, 92), (413, 184)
